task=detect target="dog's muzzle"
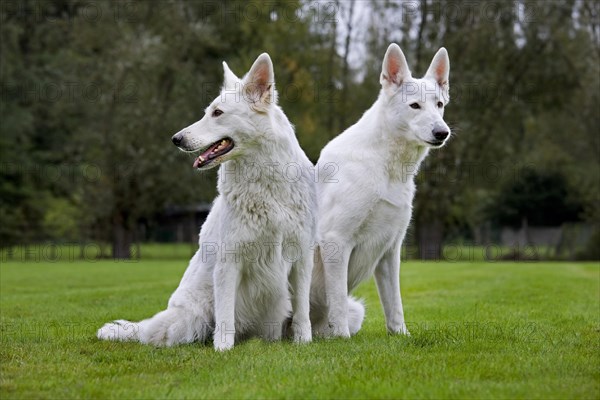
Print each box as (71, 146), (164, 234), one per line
(172, 132), (184, 146)
(426, 125), (450, 147)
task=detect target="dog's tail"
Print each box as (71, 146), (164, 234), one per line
(347, 296), (365, 335)
(310, 245), (366, 336)
(97, 306), (213, 346)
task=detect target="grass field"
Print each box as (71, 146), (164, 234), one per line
(1, 257), (598, 399)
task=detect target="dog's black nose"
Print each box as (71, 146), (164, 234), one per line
(433, 130), (449, 141)
(172, 133), (183, 146)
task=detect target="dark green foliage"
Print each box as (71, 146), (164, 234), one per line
(0, 0), (598, 256)
(577, 228), (600, 260)
(485, 167), (583, 227)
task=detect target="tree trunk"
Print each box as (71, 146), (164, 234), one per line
(418, 221), (443, 260)
(339, 0), (355, 130)
(112, 213), (132, 259)
(414, 0), (428, 72)
(326, 2), (338, 137)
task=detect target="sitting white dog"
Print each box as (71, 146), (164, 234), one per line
(98, 53), (316, 351)
(310, 44), (451, 337)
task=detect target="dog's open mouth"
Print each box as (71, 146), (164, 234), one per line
(192, 138), (234, 168)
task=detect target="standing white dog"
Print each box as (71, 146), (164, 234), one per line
(310, 44), (451, 337)
(98, 53), (316, 351)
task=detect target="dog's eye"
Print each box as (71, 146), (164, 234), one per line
(437, 101), (444, 108)
(212, 109), (223, 117)
(409, 103), (421, 110)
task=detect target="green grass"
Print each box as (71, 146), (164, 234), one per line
(1, 258), (598, 399)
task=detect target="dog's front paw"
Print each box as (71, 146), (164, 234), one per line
(322, 320), (350, 338)
(213, 323), (235, 351)
(214, 336), (235, 352)
(97, 320), (139, 342)
(292, 320), (312, 344)
(388, 323), (410, 336)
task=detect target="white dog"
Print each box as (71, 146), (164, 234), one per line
(309, 44), (451, 337)
(98, 53), (316, 351)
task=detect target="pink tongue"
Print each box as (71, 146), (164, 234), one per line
(193, 149), (211, 168)
(192, 141), (223, 169)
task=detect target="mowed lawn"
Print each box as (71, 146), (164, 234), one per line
(0, 258), (598, 399)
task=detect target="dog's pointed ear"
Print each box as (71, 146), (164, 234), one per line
(425, 47), (450, 88)
(243, 53), (277, 111)
(222, 61), (239, 90)
(380, 43), (410, 89)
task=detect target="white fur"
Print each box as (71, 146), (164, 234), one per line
(310, 44), (451, 337)
(97, 53), (316, 351)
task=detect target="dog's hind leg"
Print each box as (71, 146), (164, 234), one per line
(138, 306), (213, 346)
(97, 319), (142, 342)
(97, 249), (216, 346)
(308, 248), (364, 337)
(97, 306), (213, 346)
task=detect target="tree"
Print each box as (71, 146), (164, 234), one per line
(1, 0), (332, 257)
(484, 167), (583, 228)
(2, 0), (598, 260)
(353, 0), (599, 257)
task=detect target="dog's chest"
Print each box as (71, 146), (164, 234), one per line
(361, 182), (415, 231)
(356, 181), (415, 245)
(223, 179), (311, 235)
(346, 182), (414, 289)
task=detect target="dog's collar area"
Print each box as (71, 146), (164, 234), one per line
(193, 138), (234, 168)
